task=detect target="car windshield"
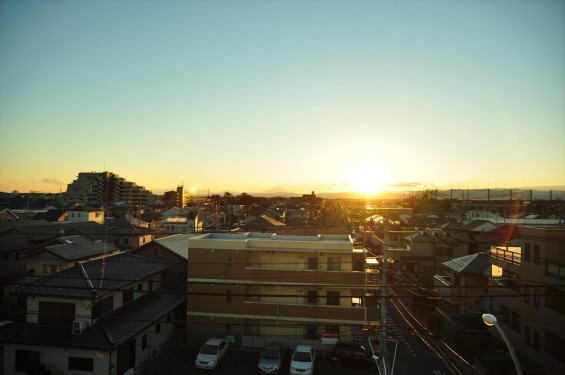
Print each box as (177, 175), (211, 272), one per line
(200, 344), (219, 355)
(293, 351), (312, 362)
(262, 348), (281, 359)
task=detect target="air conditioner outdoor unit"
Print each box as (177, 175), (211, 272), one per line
(72, 319), (88, 334)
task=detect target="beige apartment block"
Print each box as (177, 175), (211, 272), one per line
(186, 232), (378, 348)
(483, 226), (565, 374)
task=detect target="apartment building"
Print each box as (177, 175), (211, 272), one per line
(483, 226), (565, 374)
(186, 232), (377, 348)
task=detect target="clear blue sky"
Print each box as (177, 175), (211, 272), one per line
(1, 0), (564, 195)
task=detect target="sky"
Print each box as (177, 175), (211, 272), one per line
(1, 0), (564, 195)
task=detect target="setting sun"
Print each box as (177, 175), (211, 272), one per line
(347, 163), (389, 196)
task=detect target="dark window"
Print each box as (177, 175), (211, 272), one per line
(545, 286), (565, 314)
(524, 325), (530, 345)
(534, 330), (540, 351)
(524, 243), (531, 262)
(148, 279), (153, 291)
(38, 301), (75, 328)
(137, 283), (143, 291)
(307, 257), (318, 270)
(68, 357), (94, 371)
(15, 350), (40, 372)
(92, 296), (114, 318)
(510, 311), (520, 333)
(227, 255), (233, 269)
(226, 289), (232, 303)
(534, 245), (540, 265)
(545, 330), (565, 363)
(156, 322), (161, 334)
(306, 290), (318, 304)
(166, 314), (171, 324)
(124, 238), (129, 245)
(327, 291), (340, 306)
(142, 335), (148, 350)
(122, 287), (134, 304)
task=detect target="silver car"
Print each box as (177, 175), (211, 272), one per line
(258, 343), (285, 374)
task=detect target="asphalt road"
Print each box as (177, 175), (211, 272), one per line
(153, 345), (376, 375)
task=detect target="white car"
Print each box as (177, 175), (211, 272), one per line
(290, 345), (315, 375)
(195, 338), (229, 369)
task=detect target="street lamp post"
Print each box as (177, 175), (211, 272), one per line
(482, 314), (523, 375)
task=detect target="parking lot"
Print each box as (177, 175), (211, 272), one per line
(154, 345), (376, 375)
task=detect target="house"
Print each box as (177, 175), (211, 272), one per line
(0, 209), (19, 223)
(66, 206), (104, 225)
(1, 252), (186, 375)
(186, 232), (377, 348)
(132, 233), (193, 292)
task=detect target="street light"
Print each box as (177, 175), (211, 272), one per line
(482, 314), (523, 375)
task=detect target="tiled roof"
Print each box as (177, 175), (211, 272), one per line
(442, 252), (490, 275)
(0, 292), (186, 349)
(153, 233), (194, 260)
(13, 252), (169, 299)
(22, 235), (118, 261)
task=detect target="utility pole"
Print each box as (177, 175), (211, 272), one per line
(379, 218), (389, 375)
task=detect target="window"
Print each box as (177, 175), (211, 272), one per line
(534, 287), (540, 307)
(534, 245), (540, 265)
(137, 283), (143, 291)
(123, 238), (129, 245)
(545, 330), (565, 363)
(306, 290), (318, 305)
(307, 256), (318, 270)
(510, 311), (520, 333)
(122, 287), (134, 304)
(326, 291), (340, 306)
(148, 279), (153, 291)
(524, 243), (531, 262)
(227, 255), (233, 269)
(166, 314), (171, 324)
(226, 289), (232, 303)
(534, 330), (540, 351)
(155, 322), (161, 334)
(524, 325), (530, 345)
(43, 264), (61, 274)
(545, 286), (565, 314)
(142, 335), (148, 350)
(327, 257), (341, 271)
(68, 357), (94, 371)
(524, 286), (530, 304)
(38, 301), (75, 328)
(15, 350), (40, 372)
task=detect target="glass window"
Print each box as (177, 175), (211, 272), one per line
(327, 291), (340, 306)
(68, 357), (94, 371)
(308, 257), (318, 270)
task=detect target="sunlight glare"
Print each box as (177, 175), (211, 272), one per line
(347, 163), (389, 196)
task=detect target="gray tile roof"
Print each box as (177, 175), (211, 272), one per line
(23, 235), (118, 261)
(442, 252), (490, 274)
(0, 291), (186, 349)
(153, 233), (194, 260)
(13, 252), (169, 299)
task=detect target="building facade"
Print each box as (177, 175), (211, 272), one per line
(483, 226), (565, 374)
(186, 232), (378, 349)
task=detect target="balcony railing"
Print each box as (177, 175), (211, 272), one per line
(489, 246), (521, 266)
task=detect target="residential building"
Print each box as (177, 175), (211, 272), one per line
(1, 252), (185, 375)
(186, 232), (377, 348)
(0, 209), (18, 223)
(62, 171), (157, 209)
(66, 206), (105, 225)
(481, 226), (565, 374)
(133, 233), (193, 292)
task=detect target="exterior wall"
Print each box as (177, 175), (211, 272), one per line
(2, 344), (110, 375)
(482, 227), (565, 374)
(133, 244), (187, 292)
(186, 233), (373, 346)
(66, 209), (104, 224)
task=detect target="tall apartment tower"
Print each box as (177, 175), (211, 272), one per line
(62, 171), (156, 208)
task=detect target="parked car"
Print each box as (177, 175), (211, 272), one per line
(257, 343), (286, 374)
(290, 345), (315, 375)
(330, 342), (376, 370)
(195, 338), (229, 369)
